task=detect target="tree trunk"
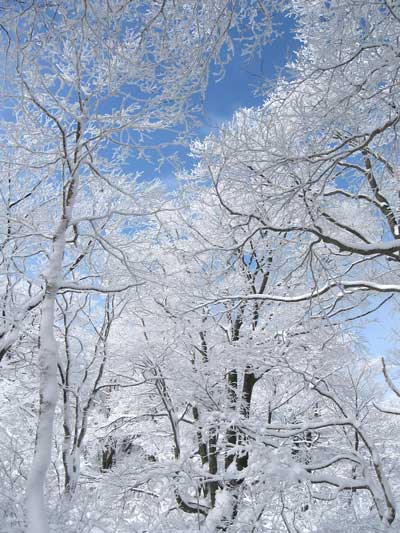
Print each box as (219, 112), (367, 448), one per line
(26, 172), (77, 531)
(26, 289), (59, 533)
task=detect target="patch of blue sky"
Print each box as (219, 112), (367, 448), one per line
(357, 295), (400, 361)
(203, 14), (297, 124)
(118, 12), (298, 189)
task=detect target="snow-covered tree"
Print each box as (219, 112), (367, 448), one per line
(0, 1), (279, 530)
(1, 0), (400, 531)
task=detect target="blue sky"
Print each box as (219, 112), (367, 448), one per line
(129, 11), (398, 362)
(133, 13), (298, 188)
(360, 298), (400, 360)
(204, 15), (297, 123)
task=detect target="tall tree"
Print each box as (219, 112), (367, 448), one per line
(0, 1), (278, 530)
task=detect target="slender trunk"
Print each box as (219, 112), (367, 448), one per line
(208, 426), (218, 508)
(236, 370), (256, 472)
(62, 395), (81, 495)
(26, 170), (78, 531)
(225, 369), (238, 471)
(26, 288), (59, 533)
(61, 326), (75, 494)
(64, 447), (81, 495)
(62, 400), (73, 492)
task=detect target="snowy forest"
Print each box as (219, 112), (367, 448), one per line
(1, 1), (400, 531)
